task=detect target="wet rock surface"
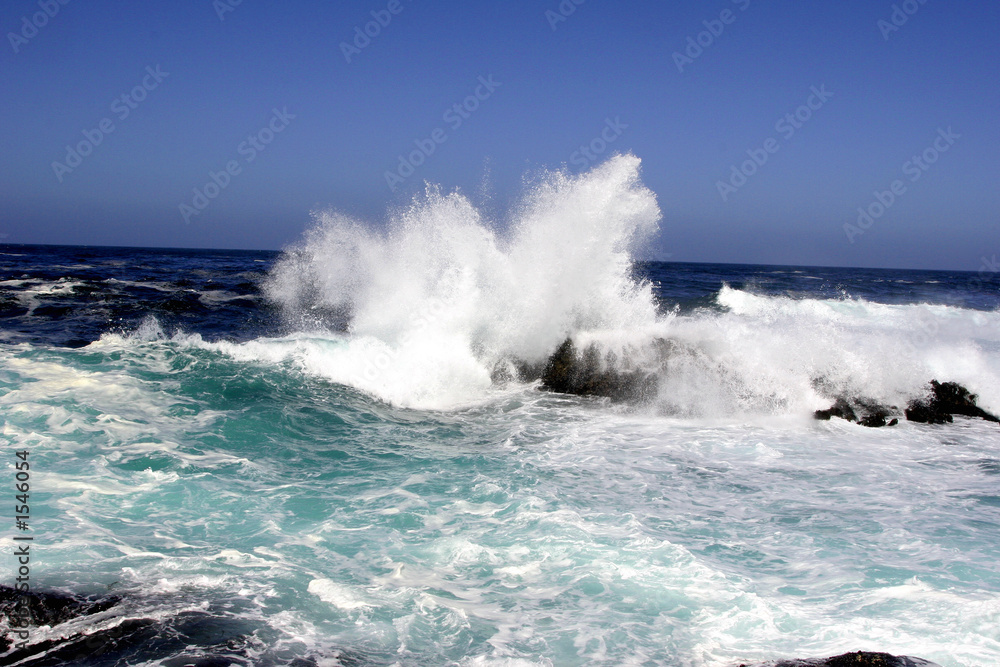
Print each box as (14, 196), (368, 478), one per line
(526, 337), (658, 403)
(813, 397), (899, 428)
(814, 380), (998, 428)
(904, 380), (1000, 424)
(742, 650), (941, 666)
(532, 337), (997, 429)
(0, 586), (355, 667)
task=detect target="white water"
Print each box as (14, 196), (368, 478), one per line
(256, 154), (1000, 416)
(262, 154), (661, 409)
(640, 287), (1000, 419)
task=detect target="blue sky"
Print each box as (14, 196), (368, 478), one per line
(1, 0), (998, 270)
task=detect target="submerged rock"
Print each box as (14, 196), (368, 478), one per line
(742, 650), (941, 666)
(905, 380), (1000, 424)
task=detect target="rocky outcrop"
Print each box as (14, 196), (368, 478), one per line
(0, 586), (343, 666)
(742, 650), (941, 666)
(814, 380), (999, 428)
(528, 337), (997, 429)
(0, 585), (121, 632)
(539, 338), (658, 402)
(904, 380), (1000, 424)
(813, 397), (899, 428)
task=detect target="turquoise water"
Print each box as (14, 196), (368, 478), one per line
(5, 333), (999, 666)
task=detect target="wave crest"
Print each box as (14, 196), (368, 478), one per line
(262, 154), (661, 408)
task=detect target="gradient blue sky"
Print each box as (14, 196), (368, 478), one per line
(1, 0), (998, 270)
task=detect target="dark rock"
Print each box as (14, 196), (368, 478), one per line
(542, 338), (578, 394)
(539, 338), (657, 402)
(814, 397), (899, 428)
(821, 652), (900, 667)
(815, 380), (999, 428)
(814, 398), (858, 422)
(3, 617), (160, 666)
(740, 650), (941, 666)
(0, 586), (350, 667)
(905, 380), (1000, 424)
(859, 412), (894, 429)
(0, 585), (121, 628)
(905, 401), (953, 424)
(0, 585), (157, 667)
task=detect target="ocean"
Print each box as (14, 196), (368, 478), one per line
(1, 157), (999, 666)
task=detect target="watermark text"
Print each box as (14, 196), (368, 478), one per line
(673, 0), (752, 74)
(717, 85), (833, 202)
(11, 450), (33, 650)
(7, 0), (70, 54)
(545, 0), (586, 31)
(844, 127), (959, 243)
(341, 0), (410, 63)
(878, 0), (931, 40)
(51, 66), (170, 183)
(179, 107), (295, 223)
(385, 75), (500, 192)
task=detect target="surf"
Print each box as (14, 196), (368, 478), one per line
(259, 153), (661, 409)
(245, 154), (999, 418)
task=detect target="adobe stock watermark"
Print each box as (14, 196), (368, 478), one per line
(384, 75), (501, 192)
(51, 66), (170, 183)
(570, 117), (628, 170)
(673, 0), (752, 74)
(878, 0), (930, 41)
(7, 0), (70, 54)
(341, 0), (411, 64)
(716, 84), (833, 202)
(843, 127), (959, 244)
(545, 0), (585, 31)
(971, 254), (998, 292)
(213, 0), (244, 21)
(178, 107), (295, 223)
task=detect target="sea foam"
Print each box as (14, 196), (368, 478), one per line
(262, 154), (661, 409)
(254, 154), (1000, 416)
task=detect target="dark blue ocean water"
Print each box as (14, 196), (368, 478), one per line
(2, 244), (997, 348)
